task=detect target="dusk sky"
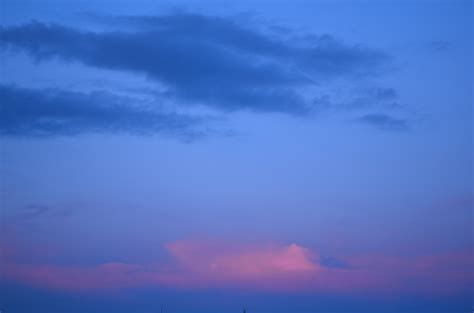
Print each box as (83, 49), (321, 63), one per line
(0, 0), (472, 312)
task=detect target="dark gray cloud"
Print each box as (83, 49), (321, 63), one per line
(16, 205), (50, 220)
(0, 84), (203, 138)
(320, 256), (351, 269)
(355, 113), (409, 131)
(427, 40), (451, 52)
(370, 87), (398, 101)
(12, 204), (72, 221)
(0, 13), (390, 115)
(309, 86), (401, 114)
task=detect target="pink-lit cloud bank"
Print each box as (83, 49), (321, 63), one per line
(1, 240), (472, 296)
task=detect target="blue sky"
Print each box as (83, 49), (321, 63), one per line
(0, 1), (472, 312)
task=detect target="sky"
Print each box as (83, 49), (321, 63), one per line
(0, 0), (472, 312)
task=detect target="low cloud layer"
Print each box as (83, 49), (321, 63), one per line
(2, 239), (472, 296)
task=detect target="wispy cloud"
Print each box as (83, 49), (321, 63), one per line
(0, 84), (205, 139)
(355, 113), (410, 131)
(10, 204), (72, 221)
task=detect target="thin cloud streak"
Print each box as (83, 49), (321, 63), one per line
(355, 113), (410, 131)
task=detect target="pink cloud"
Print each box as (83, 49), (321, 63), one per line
(163, 241), (320, 290)
(167, 241), (319, 274)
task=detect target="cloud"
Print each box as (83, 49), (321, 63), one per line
(16, 205), (50, 220)
(355, 113), (409, 131)
(165, 241), (320, 283)
(319, 256), (351, 269)
(0, 84), (204, 139)
(427, 40), (451, 52)
(0, 14), (390, 115)
(321, 86), (400, 112)
(368, 87), (398, 101)
(9, 204), (72, 222)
